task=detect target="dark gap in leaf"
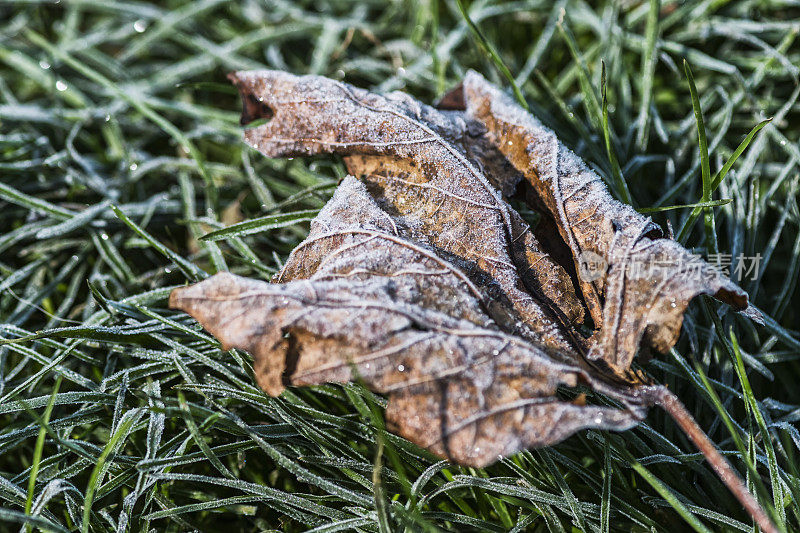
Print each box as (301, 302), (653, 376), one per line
(239, 92), (275, 127)
(282, 331), (301, 388)
(435, 82), (465, 111)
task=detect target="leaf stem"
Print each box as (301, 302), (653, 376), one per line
(642, 385), (779, 533)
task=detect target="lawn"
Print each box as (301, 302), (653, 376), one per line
(1, 0), (799, 531)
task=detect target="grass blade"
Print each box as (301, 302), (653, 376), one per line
(637, 199), (731, 214)
(81, 410), (142, 533)
(456, 0), (529, 110)
(199, 209), (318, 241)
(635, 0), (661, 149)
(677, 118), (771, 243)
(682, 60), (717, 252)
(601, 61), (632, 205)
(24, 376), (62, 530)
(729, 331), (787, 529)
(630, 460), (712, 533)
(111, 204), (207, 280)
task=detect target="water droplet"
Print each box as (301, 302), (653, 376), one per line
(104, 114), (111, 122)
(55, 80), (67, 92)
(397, 364), (405, 372)
(129, 163), (138, 171)
(397, 67), (406, 76)
(133, 19), (147, 33)
(780, 139), (787, 146)
(100, 233), (109, 240)
(594, 416), (602, 424)
(365, 363), (370, 369)
(670, 299), (677, 308)
(39, 60), (50, 70)
(164, 267), (172, 273)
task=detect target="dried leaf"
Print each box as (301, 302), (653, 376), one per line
(169, 70), (779, 531)
(170, 70), (755, 467)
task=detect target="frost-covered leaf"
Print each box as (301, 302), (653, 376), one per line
(170, 70), (758, 469)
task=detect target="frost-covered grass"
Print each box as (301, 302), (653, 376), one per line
(1, 1), (799, 531)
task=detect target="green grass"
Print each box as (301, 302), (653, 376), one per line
(1, 0), (799, 531)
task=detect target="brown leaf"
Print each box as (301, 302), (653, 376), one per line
(169, 70), (757, 467)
